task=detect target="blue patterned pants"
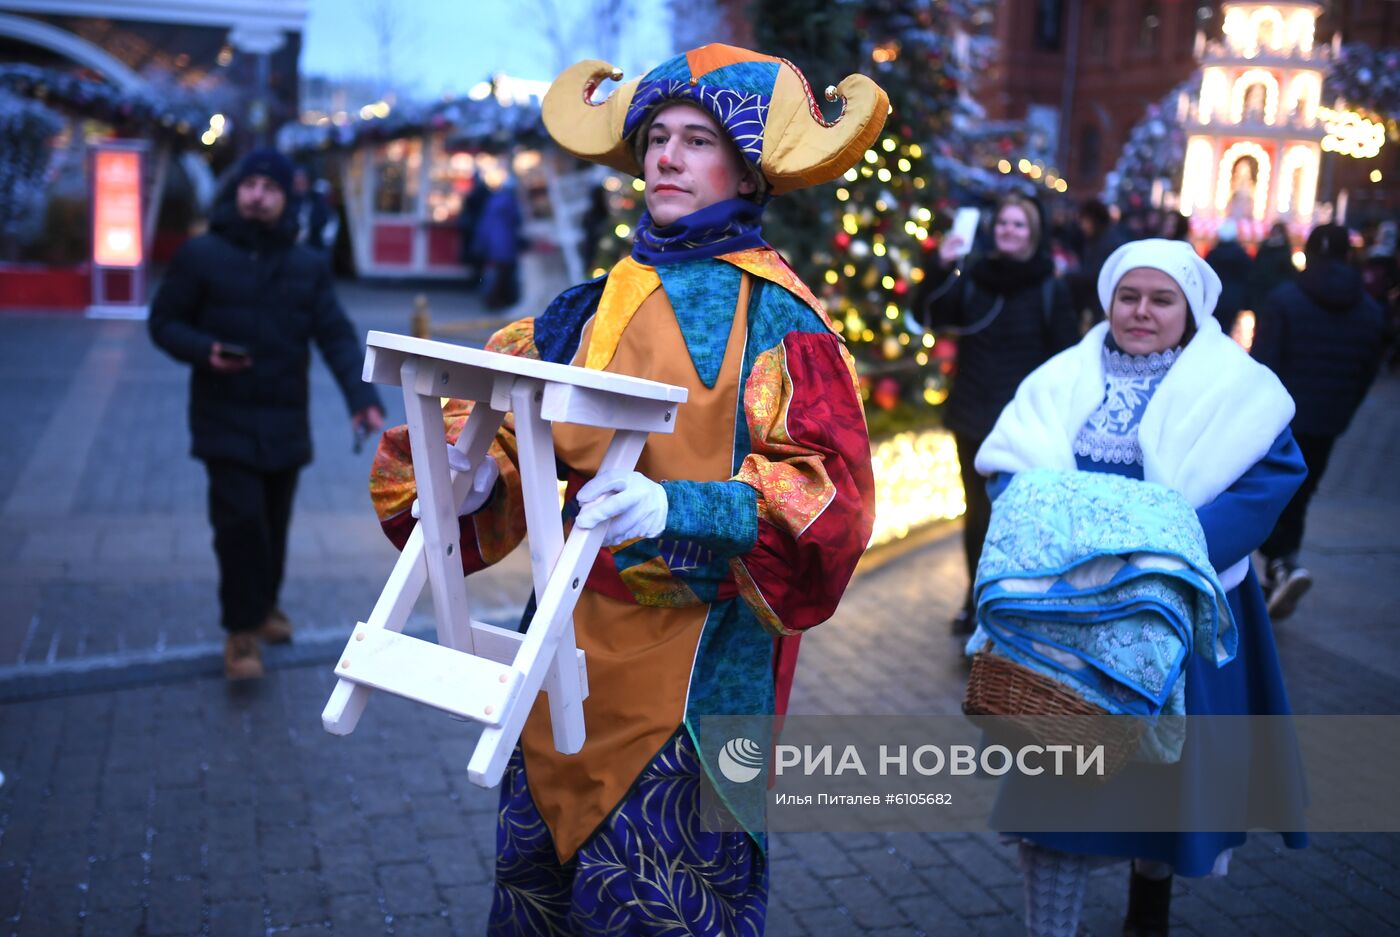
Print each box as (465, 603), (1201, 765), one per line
(487, 730), (768, 936)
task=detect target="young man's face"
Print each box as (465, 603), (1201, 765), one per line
(641, 102), (756, 226)
(236, 174), (287, 226)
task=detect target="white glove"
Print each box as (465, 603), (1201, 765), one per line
(575, 471), (667, 546)
(411, 444), (500, 518)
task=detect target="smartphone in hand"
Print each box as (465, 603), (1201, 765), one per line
(948, 208), (980, 257)
(217, 342), (251, 362)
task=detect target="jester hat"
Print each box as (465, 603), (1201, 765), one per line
(542, 43), (889, 197)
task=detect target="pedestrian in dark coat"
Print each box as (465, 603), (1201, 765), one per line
(1248, 221), (1296, 312)
(148, 147), (384, 679)
(917, 193), (1081, 633)
(456, 170), (490, 287)
(471, 174), (524, 310)
(1252, 223), (1385, 620)
(293, 167), (335, 251)
(1205, 219), (1252, 335)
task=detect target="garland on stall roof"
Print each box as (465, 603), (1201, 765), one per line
(277, 91), (549, 155)
(0, 64), (214, 142)
(0, 88), (63, 250)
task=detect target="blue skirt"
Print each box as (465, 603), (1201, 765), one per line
(488, 729), (768, 936)
(1002, 566), (1308, 876)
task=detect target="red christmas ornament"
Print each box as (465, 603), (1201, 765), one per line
(873, 377), (901, 412)
(835, 231), (852, 249)
(893, 279), (908, 296)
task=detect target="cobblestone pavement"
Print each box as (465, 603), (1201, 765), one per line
(0, 291), (1397, 936)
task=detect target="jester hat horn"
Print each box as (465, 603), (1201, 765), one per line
(542, 43), (889, 197)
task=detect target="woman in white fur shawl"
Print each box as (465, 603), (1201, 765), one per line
(975, 239), (1308, 937)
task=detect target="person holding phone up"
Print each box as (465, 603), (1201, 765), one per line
(149, 148), (384, 680)
(916, 194), (1080, 635)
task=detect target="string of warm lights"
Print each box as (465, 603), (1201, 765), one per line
(868, 429), (965, 546)
(995, 156), (1069, 193)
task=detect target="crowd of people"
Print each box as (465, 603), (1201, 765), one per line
(933, 195), (1393, 631)
(142, 40), (1394, 936)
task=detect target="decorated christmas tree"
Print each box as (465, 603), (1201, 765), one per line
(756, 0), (996, 435)
(1102, 78), (1198, 213)
(1328, 43), (1400, 125)
(586, 2), (997, 432)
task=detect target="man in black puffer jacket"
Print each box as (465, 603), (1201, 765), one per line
(149, 148), (384, 679)
(1252, 223), (1384, 620)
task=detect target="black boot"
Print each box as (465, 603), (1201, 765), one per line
(951, 591), (976, 636)
(1122, 868), (1172, 937)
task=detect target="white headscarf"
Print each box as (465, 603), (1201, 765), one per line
(1096, 238), (1222, 327)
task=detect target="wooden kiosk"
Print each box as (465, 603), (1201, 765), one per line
(322, 331), (687, 788)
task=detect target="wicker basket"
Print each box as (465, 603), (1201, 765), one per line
(962, 650), (1143, 781)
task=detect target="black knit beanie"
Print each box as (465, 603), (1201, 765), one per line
(234, 147), (295, 195)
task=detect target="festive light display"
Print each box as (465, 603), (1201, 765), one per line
(868, 428), (965, 546)
(1107, 4), (1388, 241)
(1317, 105), (1386, 159)
(1172, 3), (1335, 239)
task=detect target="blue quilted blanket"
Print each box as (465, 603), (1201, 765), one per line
(967, 469), (1235, 762)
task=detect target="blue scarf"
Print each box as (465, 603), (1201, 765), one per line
(631, 198), (766, 265)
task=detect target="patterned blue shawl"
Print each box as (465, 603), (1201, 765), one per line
(968, 468), (1234, 762)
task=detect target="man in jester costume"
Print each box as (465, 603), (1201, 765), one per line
(369, 44), (887, 935)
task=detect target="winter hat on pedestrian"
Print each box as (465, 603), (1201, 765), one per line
(233, 147), (296, 195)
(541, 43), (888, 196)
(1097, 237), (1223, 327)
(1305, 223), (1351, 262)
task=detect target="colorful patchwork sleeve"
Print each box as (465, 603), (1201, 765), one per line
(664, 329), (875, 636)
(367, 318), (535, 574)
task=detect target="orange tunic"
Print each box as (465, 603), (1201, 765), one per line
(520, 274), (753, 862)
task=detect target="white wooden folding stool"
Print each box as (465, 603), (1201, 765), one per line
(322, 331), (687, 788)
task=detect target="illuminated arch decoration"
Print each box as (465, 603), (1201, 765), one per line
(1199, 68), (1229, 124)
(1287, 8), (1317, 55)
(1275, 144), (1318, 216)
(1222, 8), (1250, 55)
(1216, 140), (1272, 221)
(1231, 68), (1279, 125)
(1249, 7), (1287, 55)
(1282, 71), (1321, 126)
(1180, 137), (1217, 216)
